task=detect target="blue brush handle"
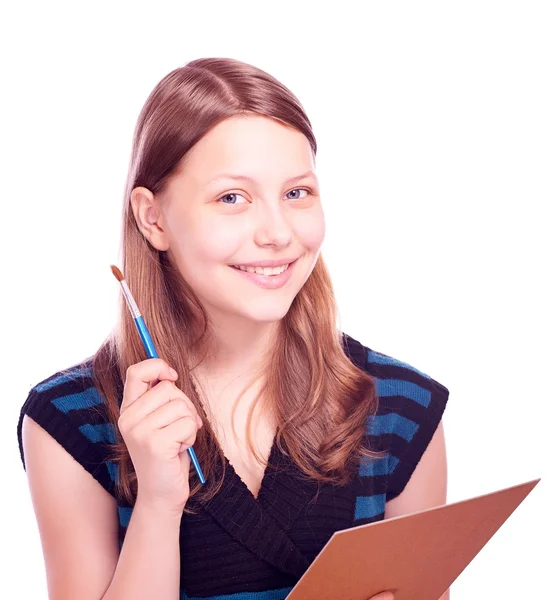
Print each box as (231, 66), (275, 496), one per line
(135, 315), (206, 485)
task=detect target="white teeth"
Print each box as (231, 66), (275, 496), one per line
(234, 264), (289, 275)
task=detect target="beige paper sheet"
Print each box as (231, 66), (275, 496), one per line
(286, 478), (540, 600)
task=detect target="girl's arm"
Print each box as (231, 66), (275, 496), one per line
(22, 415), (183, 600)
(384, 420), (449, 600)
(101, 496), (182, 600)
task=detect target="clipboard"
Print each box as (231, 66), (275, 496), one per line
(285, 478), (540, 600)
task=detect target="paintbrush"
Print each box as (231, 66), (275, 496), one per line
(110, 264), (206, 485)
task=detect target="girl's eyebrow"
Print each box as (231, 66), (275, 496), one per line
(206, 170), (317, 188)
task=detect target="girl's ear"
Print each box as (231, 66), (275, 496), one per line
(130, 186), (170, 251)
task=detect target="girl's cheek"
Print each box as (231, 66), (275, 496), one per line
(295, 210), (326, 249)
(176, 218), (247, 263)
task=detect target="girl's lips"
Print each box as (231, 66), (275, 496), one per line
(229, 259), (297, 290)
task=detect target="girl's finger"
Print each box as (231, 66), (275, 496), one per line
(139, 398), (196, 431)
(120, 359), (178, 412)
(369, 592), (395, 600)
(124, 381), (196, 427)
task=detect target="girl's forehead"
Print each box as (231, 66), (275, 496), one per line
(193, 116), (309, 158)
(174, 117), (315, 187)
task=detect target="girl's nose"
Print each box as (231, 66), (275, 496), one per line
(253, 203), (293, 249)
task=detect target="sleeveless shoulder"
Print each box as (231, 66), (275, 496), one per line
(343, 333), (449, 503)
(17, 358), (117, 498)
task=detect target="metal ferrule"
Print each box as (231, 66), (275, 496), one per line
(121, 280), (141, 319)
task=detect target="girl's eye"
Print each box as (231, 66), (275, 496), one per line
(218, 188), (310, 205)
(218, 193), (248, 205)
(285, 188), (309, 200)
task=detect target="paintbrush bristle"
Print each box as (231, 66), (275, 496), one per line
(110, 265), (125, 282)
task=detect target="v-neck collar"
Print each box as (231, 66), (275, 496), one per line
(194, 435), (316, 580)
(187, 333), (368, 580)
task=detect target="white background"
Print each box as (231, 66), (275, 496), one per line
(1, 1), (555, 598)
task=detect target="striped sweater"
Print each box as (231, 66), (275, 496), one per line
(17, 333), (449, 600)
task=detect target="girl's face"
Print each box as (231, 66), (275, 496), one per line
(140, 114), (325, 325)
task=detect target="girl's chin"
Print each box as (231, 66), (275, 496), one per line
(239, 307), (291, 324)
(232, 297), (295, 324)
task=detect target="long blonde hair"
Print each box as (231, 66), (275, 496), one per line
(92, 57), (382, 510)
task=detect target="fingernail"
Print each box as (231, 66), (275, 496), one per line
(169, 368), (178, 378)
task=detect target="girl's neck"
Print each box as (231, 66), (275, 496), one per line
(199, 312), (279, 377)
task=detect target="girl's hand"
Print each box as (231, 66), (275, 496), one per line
(118, 358), (202, 515)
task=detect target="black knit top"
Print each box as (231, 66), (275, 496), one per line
(17, 333), (449, 600)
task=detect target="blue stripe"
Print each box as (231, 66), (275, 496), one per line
(354, 494), (386, 520)
(376, 378), (431, 407)
(180, 588), (293, 600)
(366, 413), (419, 442)
(51, 387), (103, 413)
(79, 423), (117, 444)
(367, 350), (431, 379)
(106, 461), (118, 482)
(34, 366), (93, 392)
(118, 506), (132, 528)
(359, 454), (399, 476)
